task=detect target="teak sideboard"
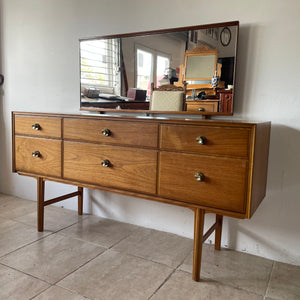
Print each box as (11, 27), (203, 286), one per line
(12, 112), (271, 281)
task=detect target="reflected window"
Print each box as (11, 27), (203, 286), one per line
(136, 46), (170, 97)
(136, 49), (153, 94)
(157, 55), (170, 86)
(80, 39), (121, 93)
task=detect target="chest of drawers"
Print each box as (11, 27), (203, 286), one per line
(12, 112), (271, 281)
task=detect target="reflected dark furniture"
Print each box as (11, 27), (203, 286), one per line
(81, 100), (149, 110)
(218, 90), (233, 113)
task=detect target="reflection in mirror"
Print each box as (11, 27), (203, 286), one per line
(80, 21), (239, 115)
(186, 54), (216, 80)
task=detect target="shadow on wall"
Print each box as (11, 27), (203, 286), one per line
(226, 124), (300, 263)
(233, 24), (265, 115)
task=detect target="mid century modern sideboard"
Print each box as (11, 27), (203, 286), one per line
(12, 112), (271, 281)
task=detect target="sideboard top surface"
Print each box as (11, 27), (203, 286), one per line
(12, 111), (270, 127)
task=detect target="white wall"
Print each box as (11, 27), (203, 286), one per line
(1, 0), (300, 265)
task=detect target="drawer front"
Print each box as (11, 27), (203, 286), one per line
(159, 152), (248, 213)
(15, 136), (61, 177)
(160, 124), (250, 157)
(64, 118), (158, 148)
(186, 102), (218, 112)
(15, 116), (62, 138)
(64, 142), (157, 194)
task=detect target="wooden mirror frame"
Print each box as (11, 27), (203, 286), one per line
(80, 21), (239, 117)
(184, 46), (218, 82)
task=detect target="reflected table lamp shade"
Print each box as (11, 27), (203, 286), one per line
(150, 91), (185, 111)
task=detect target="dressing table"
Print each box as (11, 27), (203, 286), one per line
(12, 21), (271, 282)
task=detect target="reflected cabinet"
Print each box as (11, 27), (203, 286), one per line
(12, 112), (270, 281)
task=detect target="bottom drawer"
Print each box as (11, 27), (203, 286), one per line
(186, 101), (218, 112)
(158, 152), (248, 213)
(15, 136), (61, 177)
(63, 142), (157, 194)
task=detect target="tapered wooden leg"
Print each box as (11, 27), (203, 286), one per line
(193, 208), (205, 281)
(215, 214), (223, 250)
(78, 187), (83, 215)
(37, 177), (45, 232)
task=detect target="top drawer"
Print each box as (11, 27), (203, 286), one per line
(14, 116), (62, 138)
(63, 118), (158, 148)
(160, 124), (250, 157)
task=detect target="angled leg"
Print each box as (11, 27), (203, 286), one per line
(37, 177), (45, 232)
(215, 214), (223, 250)
(78, 187), (83, 215)
(192, 208), (205, 281)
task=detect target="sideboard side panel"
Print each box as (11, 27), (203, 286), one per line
(250, 122), (271, 217)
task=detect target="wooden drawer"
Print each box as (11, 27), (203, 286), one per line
(158, 152), (248, 213)
(15, 136), (61, 177)
(15, 116), (62, 138)
(160, 124), (250, 157)
(64, 118), (158, 148)
(186, 102), (218, 112)
(64, 142), (157, 194)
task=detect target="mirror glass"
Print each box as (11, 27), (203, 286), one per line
(185, 55), (216, 79)
(80, 21), (239, 115)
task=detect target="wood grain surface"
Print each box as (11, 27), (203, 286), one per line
(15, 136), (61, 177)
(64, 141), (157, 194)
(64, 118), (158, 148)
(159, 151), (248, 213)
(15, 116), (62, 138)
(160, 124), (250, 157)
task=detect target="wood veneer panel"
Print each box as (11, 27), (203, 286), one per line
(64, 142), (157, 195)
(159, 152), (248, 213)
(15, 116), (62, 138)
(15, 136), (61, 177)
(160, 124), (250, 157)
(64, 118), (158, 148)
(249, 122), (271, 217)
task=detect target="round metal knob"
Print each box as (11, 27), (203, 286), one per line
(32, 123), (41, 130)
(101, 128), (111, 136)
(198, 107), (205, 111)
(101, 159), (111, 167)
(32, 150), (41, 158)
(194, 172), (205, 182)
(196, 136), (207, 145)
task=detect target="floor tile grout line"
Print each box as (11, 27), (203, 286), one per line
(263, 260), (275, 300)
(147, 245), (193, 299)
(29, 284), (91, 300)
(107, 230), (139, 250)
(29, 285), (53, 300)
(0, 215), (85, 265)
(0, 261), (51, 286)
(0, 232), (56, 260)
(53, 248), (110, 286)
(173, 246), (270, 298)
(51, 284), (92, 299)
(0, 217), (84, 261)
(148, 268), (177, 300)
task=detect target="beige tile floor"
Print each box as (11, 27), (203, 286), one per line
(0, 193), (299, 300)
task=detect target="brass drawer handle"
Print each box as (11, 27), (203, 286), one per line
(101, 128), (111, 136)
(32, 123), (41, 130)
(198, 107), (205, 111)
(194, 172), (205, 182)
(32, 150), (41, 158)
(101, 159), (111, 167)
(196, 136), (207, 145)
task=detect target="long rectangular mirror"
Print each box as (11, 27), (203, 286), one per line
(80, 21), (239, 116)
